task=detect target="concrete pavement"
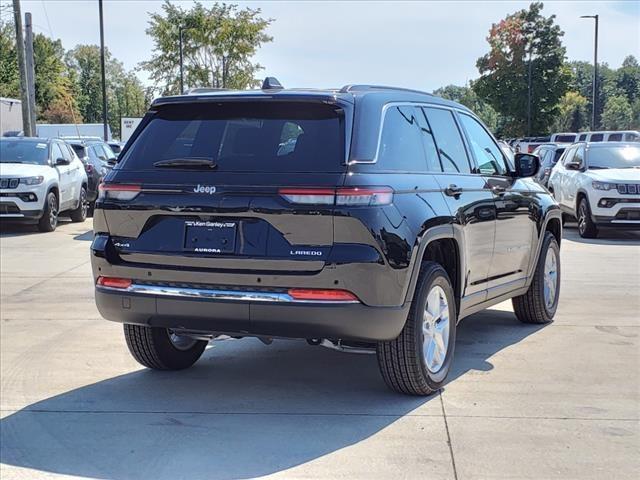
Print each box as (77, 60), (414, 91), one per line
(1, 219), (638, 479)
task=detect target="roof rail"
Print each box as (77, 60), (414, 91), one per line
(339, 84), (433, 96)
(186, 87), (230, 94)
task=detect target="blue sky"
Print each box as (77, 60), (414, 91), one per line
(12, 0), (640, 91)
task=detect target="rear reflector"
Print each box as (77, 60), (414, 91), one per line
(287, 288), (359, 302)
(98, 183), (141, 201)
(97, 276), (132, 289)
(279, 187), (393, 206)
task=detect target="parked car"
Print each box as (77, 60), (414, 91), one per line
(0, 137), (88, 231)
(91, 81), (562, 396)
(107, 141), (125, 157)
(548, 142), (640, 238)
(550, 132), (578, 143)
(576, 131), (640, 143)
(532, 143), (566, 187)
(514, 136), (551, 153)
(66, 139), (117, 208)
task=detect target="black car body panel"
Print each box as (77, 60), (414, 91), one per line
(92, 86), (561, 341)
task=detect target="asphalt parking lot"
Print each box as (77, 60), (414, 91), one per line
(0, 218), (638, 480)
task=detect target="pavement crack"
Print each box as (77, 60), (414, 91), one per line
(439, 389), (459, 480)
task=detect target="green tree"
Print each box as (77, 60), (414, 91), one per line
(141, 1), (273, 95)
(473, 2), (570, 136)
(433, 83), (500, 132)
(552, 91), (588, 132)
(614, 55), (640, 105)
(601, 95), (633, 130)
(0, 19), (19, 98)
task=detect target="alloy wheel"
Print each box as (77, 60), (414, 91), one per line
(543, 247), (559, 309)
(422, 285), (450, 373)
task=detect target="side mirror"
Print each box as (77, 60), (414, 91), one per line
(514, 153), (539, 178)
(55, 157), (69, 166)
(566, 161), (583, 171)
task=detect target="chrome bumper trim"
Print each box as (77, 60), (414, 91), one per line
(96, 283), (360, 304)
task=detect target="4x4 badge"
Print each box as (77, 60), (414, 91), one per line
(193, 184), (216, 194)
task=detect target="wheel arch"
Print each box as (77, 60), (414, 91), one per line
(525, 208), (563, 288)
(403, 225), (464, 316)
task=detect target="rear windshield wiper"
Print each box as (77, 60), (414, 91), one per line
(153, 157), (218, 169)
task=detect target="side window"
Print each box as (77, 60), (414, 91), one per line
(578, 133), (587, 141)
(415, 108), (443, 172)
(625, 132), (640, 141)
(590, 133), (603, 142)
(59, 143), (72, 161)
(538, 148), (550, 165)
(573, 145), (585, 165)
(607, 133), (622, 142)
(562, 147), (576, 166)
(377, 106), (428, 171)
(458, 113), (508, 175)
(51, 143), (64, 162)
(101, 144), (117, 161)
(88, 146), (102, 161)
(65, 144), (76, 160)
(422, 107), (471, 173)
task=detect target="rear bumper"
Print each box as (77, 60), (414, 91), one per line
(95, 286), (409, 342)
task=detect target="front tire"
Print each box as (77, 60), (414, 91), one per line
(577, 197), (598, 238)
(123, 324), (207, 370)
(377, 262), (457, 396)
(37, 191), (58, 232)
(69, 186), (88, 222)
(512, 232), (560, 324)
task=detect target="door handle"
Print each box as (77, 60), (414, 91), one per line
(444, 184), (463, 197)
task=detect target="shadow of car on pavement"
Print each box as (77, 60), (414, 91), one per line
(0, 309), (545, 480)
(562, 222), (640, 246)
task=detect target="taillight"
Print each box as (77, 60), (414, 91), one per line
(85, 164), (94, 174)
(98, 183), (141, 201)
(336, 187), (393, 206)
(96, 276), (132, 289)
(288, 288), (359, 302)
(278, 187), (393, 206)
(528, 145), (536, 153)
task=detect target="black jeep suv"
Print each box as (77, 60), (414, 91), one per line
(91, 81), (562, 395)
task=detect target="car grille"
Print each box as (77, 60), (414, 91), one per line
(0, 178), (20, 189)
(617, 184), (639, 195)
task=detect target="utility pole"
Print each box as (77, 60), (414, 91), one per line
(527, 48), (533, 137)
(12, 0), (33, 136)
(98, 0), (109, 140)
(581, 14), (599, 130)
(179, 26), (184, 93)
(24, 12), (37, 136)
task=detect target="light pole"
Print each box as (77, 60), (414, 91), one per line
(98, 0), (108, 140)
(580, 14), (599, 130)
(526, 33), (536, 137)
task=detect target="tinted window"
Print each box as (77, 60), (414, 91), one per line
(625, 132), (640, 141)
(458, 113), (508, 175)
(423, 107), (470, 173)
(555, 134), (576, 143)
(70, 144), (87, 158)
(552, 148), (565, 163)
(100, 144), (117, 161)
(377, 106), (436, 171)
(573, 145), (585, 165)
(0, 140), (49, 165)
(578, 134), (587, 141)
(120, 102), (344, 172)
(607, 133), (623, 141)
(590, 134), (604, 142)
(89, 146), (104, 161)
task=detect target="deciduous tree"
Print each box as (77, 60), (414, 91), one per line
(473, 2), (570, 136)
(601, 95), (633, 130)
(141, 1), (273, 95)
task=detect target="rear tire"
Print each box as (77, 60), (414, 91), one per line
(123, 324), (207, 370)
(577, 197), (598, 238)
(37, 191), (58, 232)
(377, 262), (457, 396)
(69, 186), (88, 222)
(512, 232), (560, 324)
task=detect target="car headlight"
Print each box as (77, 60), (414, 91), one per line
(592, 181), (617, 191)
(20, 176), (44, 186)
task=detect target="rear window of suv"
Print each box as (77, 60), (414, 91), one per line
(118, 102), (345, 172)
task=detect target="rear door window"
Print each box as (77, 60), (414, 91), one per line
(555, 134), (576, 143)
(377, 105), (435, 172)
(119, 102), (345, 172)
(423, 107), (471, 173)
(578, 133), (587, 141)
(590, 133), (604, 142)
(607, 133), (623, 141)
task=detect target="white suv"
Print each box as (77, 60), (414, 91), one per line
(548, 142), (640, 238)
(0, 137), (89, 231)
